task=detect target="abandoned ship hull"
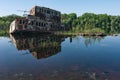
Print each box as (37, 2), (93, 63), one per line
(10, 30), (52, 35)
(9, 18), (54, 34)
(9, 17), (61, 34)
(9, 6), (63, 34)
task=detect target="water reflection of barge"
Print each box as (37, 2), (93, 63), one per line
(10, 34), (67, 59)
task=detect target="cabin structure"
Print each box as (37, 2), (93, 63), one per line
(9, 6), (63, 34)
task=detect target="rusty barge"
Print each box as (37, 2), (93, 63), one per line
(9, 6), (63, 34)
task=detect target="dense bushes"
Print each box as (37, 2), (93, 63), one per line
(61, 13), (120, 34)
(0, 14), (21, 33)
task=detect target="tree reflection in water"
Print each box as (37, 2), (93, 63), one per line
(1, 35), (120, 80)
(10, 34), (105, 59)
(69, 36), (105, 47)
(83, 36), (105, 47)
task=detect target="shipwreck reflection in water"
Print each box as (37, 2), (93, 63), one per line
(10, 34), (67, 60)
(1, 35), (120, 80)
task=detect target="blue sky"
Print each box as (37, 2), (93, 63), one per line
(0, 0), (120, 17)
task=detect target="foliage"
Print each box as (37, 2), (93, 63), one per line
(0, 13), (120, 35)
(0, 14), (22, 33)
(61, 13), (120, 34)
(61, 13), (77, 30)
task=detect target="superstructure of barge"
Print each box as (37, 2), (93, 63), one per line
(9, 6), (63, 34)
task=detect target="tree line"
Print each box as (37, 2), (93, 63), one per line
(0, 13), (120, 34)
(61, 13), (120, 34)
(0, 14), (21, 34)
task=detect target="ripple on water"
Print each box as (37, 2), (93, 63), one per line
(100, 44), (108, 46)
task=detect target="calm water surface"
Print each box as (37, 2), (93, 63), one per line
(0, 35), (120, 80)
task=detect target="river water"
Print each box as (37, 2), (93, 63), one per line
(0, 35), (120, 80)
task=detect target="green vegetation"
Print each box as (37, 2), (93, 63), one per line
(0, 13), (120, 35)
(61, 13), (120, 34)
(0, 14), (21, 35)
(0, 30), (8, 36)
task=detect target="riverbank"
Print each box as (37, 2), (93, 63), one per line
(0, 30), (119, 37)
(54, 31), (119, 36)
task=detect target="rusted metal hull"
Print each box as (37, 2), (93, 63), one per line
(10, 30), (53, 36)
(9, 6), (63, 34)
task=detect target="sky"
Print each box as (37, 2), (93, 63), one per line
(0, 0), (120, 17)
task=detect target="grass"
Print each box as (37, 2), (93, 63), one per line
(55, 28), (107, 36)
